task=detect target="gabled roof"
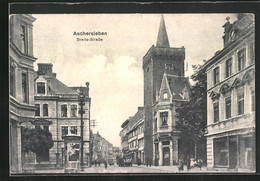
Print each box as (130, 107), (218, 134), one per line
(166, 75), (190, 100)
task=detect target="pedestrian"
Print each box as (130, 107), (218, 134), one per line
(149, 157), (152, 167)
(146, 157), (149, 167)
(104, 160), (107, 169)
(94, 160), (97, 167)
(178, 157), (184, 171)
(187, 155), (191, 171)
(98, 160), (100, 167)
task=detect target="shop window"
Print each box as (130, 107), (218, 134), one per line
(213, 67), (220, 85)
(43, 104), (48, 116)
(61, 105), (67, 117)
(70, 105), (77, 117)
(70, 126), (77, 135)
(214, 137), (228, 166)
(237, 87), (244, 115)
(35, 104), (40, 116)
(160, 112), (168, 126)
(238, 48), (246, 71)
(226, 58), (232, 78)
(213, 101), (219, 122)
(225, 96), (231, 119)
(61, 126), (68, 137)
(22, 73), (28, 103)
(37, 82), (45, 94)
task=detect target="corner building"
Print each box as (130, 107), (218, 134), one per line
(33, 63), (91, 167)
(9, 14), (37, 173)
(143, 15), (186, 164)
(203, 14), (255, 171)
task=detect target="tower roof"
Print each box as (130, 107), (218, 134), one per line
(156, 15), (170, 48)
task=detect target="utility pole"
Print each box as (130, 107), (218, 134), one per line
(78, 89), (86, 170)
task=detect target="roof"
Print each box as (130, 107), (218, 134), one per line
(47, 77), (78, 94)
(166, 75), (190, 100)
(156, 15), (170, 48)
(126, 107), (144, 134)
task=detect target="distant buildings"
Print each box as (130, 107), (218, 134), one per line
(9, 14), (37, 173)
(33, 63), (91, 167)
(201, 14), (255, 170)
(92, 132), (121, 163)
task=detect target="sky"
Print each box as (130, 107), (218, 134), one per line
(32, 13), (238, 147)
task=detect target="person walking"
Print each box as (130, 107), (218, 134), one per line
(146, 157), (149, 167)
(178, 157), (184, 171)
(104, 160), (107, 169)
(186, 155), (191, 171)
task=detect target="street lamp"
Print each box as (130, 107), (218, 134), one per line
(78, 89), (86, 170)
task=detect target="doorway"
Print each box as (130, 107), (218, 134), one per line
(163, 147), (170, 166)
(229, 138), (237, 169)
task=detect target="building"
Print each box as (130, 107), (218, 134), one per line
(153, 73), (190, 166)
(92, 132), (119, 163)
(9, 14), (37, 173)
(202, 14), (255, 170)
(120, 107), (145, 164)
(32, 63), (91, 167)
(142, 15), (186, 164)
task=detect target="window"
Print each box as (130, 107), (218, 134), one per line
(225, 96), (231, 119)
(165, 63), (173, 70)
(160, 112), (168, 126)
(226, 58), (232, 78)
(251, 90), (255, 112)
(238, 48), (246, 71)
(10, 64), (15, 97)
(163, 92), (168, 99)
(61, 126), (68, 137)
(249, 42), (255, 64)
(213, 67), (220, 85)
(162, 141), (170, 145)
(70, 105), (77, 117)
(43, 126), (49, 132)
(20, 25), (27, 54)
(61, 105), (67, 117)
(35, 104), (40, 116)
(37, 82), (45, 94)
(154, 118), (157, 132)
(237, 87), (244, 115)
(43, 104), (48, 116)
(70, 126), (77, 135)
(213, 101), (219, 123)
(22, 73), (28, 103)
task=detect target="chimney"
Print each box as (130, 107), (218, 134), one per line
(37, 63), (53, 75)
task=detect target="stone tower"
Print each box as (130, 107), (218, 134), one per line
(143, 15), (185, 162)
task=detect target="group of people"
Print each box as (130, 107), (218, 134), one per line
(178, 155), (203, 171)
(93, 159), (108, 169)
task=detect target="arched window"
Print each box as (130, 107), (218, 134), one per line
(43, 104), (48, 116)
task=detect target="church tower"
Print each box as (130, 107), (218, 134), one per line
(143, 15), (185, 161)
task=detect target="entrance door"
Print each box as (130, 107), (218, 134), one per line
(163, 147), (170, 166)
(229, 139), (237, 169)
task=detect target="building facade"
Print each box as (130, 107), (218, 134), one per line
(9, 14), (37, 173)
(143, 15), (186, 163)
(204, 14), (255, 170)
(153, 73), (190, 166)
(33, 63), (91, 167)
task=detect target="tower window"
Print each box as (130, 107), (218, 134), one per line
(160, 112), (168, 126)
(37, 82), (46, 94)
(163, 92), (168, 99)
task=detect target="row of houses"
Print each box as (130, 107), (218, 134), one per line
(120, 13), (255, 170)
(9, 14), (91, 173)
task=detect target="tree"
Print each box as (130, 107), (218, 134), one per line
(21, 127), (54, 163)
(176, 65), (207, 162)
